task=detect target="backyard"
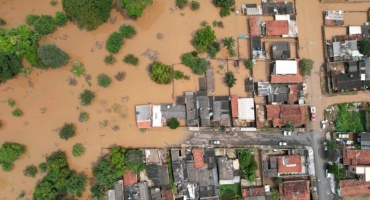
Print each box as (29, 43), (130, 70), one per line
(220, 183), (241, 199)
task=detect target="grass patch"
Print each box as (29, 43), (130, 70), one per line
(220, 184), (241, 199)
(335, 103), (366, 132)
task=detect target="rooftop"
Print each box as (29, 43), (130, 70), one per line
(266, 104), (306, 127)
(262, 2), (294, 15)
(193, 148), (207, 169)
(136, 105), (151, 128)
(274, 60), (297, 75)
(272, 42), (291, 59)
(162, 189), (174, 200)
(146, 164), (170, 187)
(271, 66), (303, 83)
(277, 155), (302, 173)
(218, 157), (234, 181)
(340, 179), (370, 196)
(242, 186), (266, 197)
(279, 180), (310, 200)
(160, 104), (186, 119)
(231, 95), (239, 118)
(343, 150), (370, 165)
(249, 17), (259, 36)
(265, 20), (289, 36)
(238, 98), (255, 121)
(336, 72), (362, 91)
(145, 149), (161, 165)
(206, 68), (215, 93)
(124, 170), (137, 186)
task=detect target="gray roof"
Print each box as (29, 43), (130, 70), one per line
(257, 82), (270, 96)
(172, 160), (188, 183)
(186, 162), (197, 182)
(199, 77), (207, 91)
(251, 36), (262, 50)
(146, 164), (170, 187)
(362, 25), (370, 38)
(171, 149), (180, 162)
(139, 182), (150, 200)
(272, 42), (290, 59)
(124, 182), (150, 200)
(270, 84), (289, 103)
(204, 148), (216, 169)
(160, 104), (186, 119)
(213, 101), (222, 121)
(197, 168), (218, 186)
(206, 68), (215, 92)
(245, 77), (254, 92)
(177, 96), (186, 105)
(135, 105), (151, 122)
(262, 2), (294, 15)
(270, 156), (277, 169)
(185, 92), (199, 126)
(150, 188), (162, 200)
(361, 132), (370, 146)
(199, 185), (217, 198)
(336, 72), (362, 91)
(198, 96), (210, 126)
(244, 196), (266, 200)
(218, 157), (234, 180)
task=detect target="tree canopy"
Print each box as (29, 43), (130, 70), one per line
(79, 89), (95, 106)
(37, 44), (69, 68)
(106, 32), (124, 54)
(109, 146), (127, 175)
(360, 40), (370, 56)
(119, 0), (153, 19)
(62, 0), (113, 31)
(59, 123), (76, 140)
(326, 149), (339, 162)
(0, 54), (23, 83)
(126, 149), (146, 172)
(212, 0), (235, 7)
(181, 53), (209, 74)
(150, 61), (173, 84)
(192, 26), (216, 52)
(0, 142), (26, 171)
(92, 158), (121, 190)
(34, 15), (56, 35)
(238, 149), (257, 183)
(299, 58), (314, 76)
(244, 60), (254, 69)
(225, 71), (237, 87)
(168, 118), (180, 129)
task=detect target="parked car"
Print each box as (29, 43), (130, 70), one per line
(283, 131), (292, 136)
(310, 107), (316, 122)
(209, 140), (220, 145)
(324, 142), (328, 151)
(326, 169), (331, 178)
(279, 141), (287, 146)
(321, 121), (326, 129)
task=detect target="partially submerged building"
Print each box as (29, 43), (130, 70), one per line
(135, 105), (152, 129)
(270, 60), (303, 84)
(108, 180), (123, 200)
(266, 104), (306, 127)
(324, 10), (344, 26)
(279, 180), (310, 200)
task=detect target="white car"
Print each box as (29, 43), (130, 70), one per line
(324, 142), (328, 151)
(279, 141), (287, 146)
(326, 169), (331, 178)
(321, 121), (326, 129)
(209, 140), (220, 145)
(283, 131), (292, 136)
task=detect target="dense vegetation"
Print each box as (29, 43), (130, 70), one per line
(104, 54), (117, 65)
(120, 24), (137, 39)
(123, 54), (139, 66)
(38, 163), (47, 173)
(72, 143), (85, 157)
(106, 32), (124, 54)
(222, 36), (235, 56)
(238, 149), (258, 183)
(125, 149), (146, 172)
(181, 53), (208, 74)
(150, 61), (173, 84)
(299, 58), (314, 76)
(176, 0), (188, 9)
(33, 15), (56, 35)
(360, 40), (370, 56)
(54, 11), (68, 27)
(12, 108), (23, 117)
(33, 151), (87, 199)
(327, 164), (345, 181)
(192, 25), (216, 52)
(212, 0), (235, 17)
(62, 0), (113, 31)
(220, 184), (241, 200)
(23, 165), (38, 178)
(79, 89), (95, 106)
(0, 142), (26, 172)
(191, 1), (200, 10)
(335, 103), (365, 132)
(37, 44), (70, 68)
(168, 118), (180, 129)
(97, 74), (112, 88)
(225, 71), (237, 87)
(59, 123), (76, 140)
(119, 0), (153, 19)
(25, 14), (40, 25)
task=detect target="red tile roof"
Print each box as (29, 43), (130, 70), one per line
(193, 148), (207, 169)
(266, 105), (306, 127)
(249, 17), (258, 36)
(277, 155), (302, 173)
(137, 121), (152, 128)
(271, 67), (303, 83)
(279, 180), (310, 200)
(124, 170), (137, 186)
(340, 179), (370, 196)
(330, 70), (342, 90)
(343, 150), (370, 165)
(242, 186), (265, 197)
(162, 189), (174, 200)
(231, 95), (239, 118)
(333, 34), (362, 42)
(266, 20), (289, 36)
(325, 19), (344, 26)
(288, 84), (298, 102)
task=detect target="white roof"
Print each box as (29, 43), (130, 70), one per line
(275, 15), (289, 20)
(237, 98), (255, 121)
(152, 105), (162, 127)
(349, 26), (362, 35)
(365, 167), (370, 182)
(275, 60), (297, 75)
(233, 159), (239, 170)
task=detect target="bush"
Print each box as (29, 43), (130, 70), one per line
(181, 53), (209, 74)
(150, 62), (173, 84)
(217, 21), (224, 28)
(119, 24), (136, 39)
(12, 108), (23, 117)
(271, 189), (280, 200)
(126, 149), (146, 172)
(79, 112), (89, 122)
(201, 20), (208, 27)
(176, 0), (188, 8)
(220, 7), (230, 17)
(7, 98), (15, 107)
(299, 58), (314, 76)
(54, 11), (68, 26)
(106, 32), (124, 54)
(37, 44), (70, 68)
(222, 37), (235, 51)
(191, 1), (200, 10)
(72, 143), (85, 157)
(168, 118), (180, 129)
(123, 54), (139, 66)
(0, 18), (6, 25)
(50, 0), (57, 6)
(192, 26), (216, 52)
(62, 0), (113, 31)
(225, 71), (236, 87)
(212, 0), (235, 7)
(38, 163), (47, 173)
(274, 177), (283, 185)
(174, 70), (184, 80)
(34, 15), (56, 35)
(2, 162), (13, 172)
(104, 54), (116, 65)
(79, 90), (95, 106)
(25, 14), (40, 25)
(23, 165), (38, 177)
(191, 51), (198, 57)
(238, 149), (257, 183)
(97, 74), (112, 88)
(119, 0), (153, 18)
(18, 191), (25, 199)
(0, 142), (26, 164)
(109, 146), (127, 173)
(207, 42), (220, 58)
(360, 40), (370, 56)
(59, 123), (76, 140)
(244, 60), (254, 69)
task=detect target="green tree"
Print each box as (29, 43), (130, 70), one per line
(0, 18), (5, 25)
(326, 139), (338, 149)
(7, 98), (15, 107)
(193, 26), (216, 52)
(271, 188), (280, 200)
(90, 184), (105, 200)
(119, 0), (153, 19)
(126, 149), (146, 172)
(71, 60), (86, 77)
(328, 164), (345, 180)
(66, 173), (87, 197)
(38, 162), (48, 173)
(12, 108), (23, 117)
(174, 70), (184, 80)
(26, 14), (40, 25)
(23, 165), (38, 177)
(92, 158), (120, 189)
(54, 11), (68, 26)
(207, 42), (220, 58)
(2, 162), (13, 172)
(191, 1), (200, 10)
(106, 32), (124, 54)
(97, 74), (112, 88)
(37, 44), (70, 68)
(33, 180), (58, 200)
(212, 0), (235, 7)
(220, 7), (230, 17)
(225, 71), (236, 87)
(123, 54), (139, 66)
(109, 146), (127, 175)
(176, 0), (188, 8)
(222, 37), (235, 50)
(360, 40), (370, 56)
(326, 149), (339, 162)
(274, 177), (283, 185)
(244, 59), (254, 69)
(79, 90), (95, 106)
(72, 144), (85, 157)
(299, 58), (314, 76)
(150, 61), (173, 84)
(104, 54), (116, 65)
(0, 54), (23, 83)
(232, 194), (242, 200)
(59, 123), (76, 140)
(181, 53), (209, 74)
(168, 118), (180, 129)
(119, 24), (137, 39)
(34, 15), (56, 35)
(62, 0), (113, 31)
(0, 142), (26, 164)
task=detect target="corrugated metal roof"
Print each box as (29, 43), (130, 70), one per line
(238, 98), (255, 121)
(152, 105), (162, 127)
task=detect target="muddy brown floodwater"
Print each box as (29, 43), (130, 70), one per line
(1, 0), (370, 199)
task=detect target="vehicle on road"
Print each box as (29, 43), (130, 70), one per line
(310, 106), (316, 121)
(209, 140), (220, 145)
(283, 131), (292, 136)
(326, 169), (331, 178)
(279, 141), (287, 146)
(321, 121), (326, 129)
(324, 141), (327, 151)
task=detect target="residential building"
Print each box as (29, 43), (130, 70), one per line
(212, 96), (232, 127)
(124, 182), (150, 200)
(206, 68), (215, 93)
(340, 179), (370, 197)
(349, 165), (370, 182)
(144, 149), (162, 165)
(135, 105), (152, 128)
(124, 170), (137, 186)
(266, 104), (306, 127)
(265, 20), (289, 36)
(271, 61), (303, 84)
(262, 2), (294, 15)
(257, 83), (304, 104)
(271, 42), (290, 59)
(146, 164), (170, 187)
(324, 10), (344, 26)
(151, 188), (162, 200)
(343, 150), (370, 165)
(275, 15), (298, 37)
(359, 132), (370, 149)
(277, 155), (303, 175)
(162, 189), (174, 200)
(242, 4), (262, 15)
(184, 92), (199, 126)
(242, 185), (270, 199)
(218, 157), (241, 185)
(108, 180), (123, 200)
(279, 180), (310, 200)
(327, 40), (364, 62)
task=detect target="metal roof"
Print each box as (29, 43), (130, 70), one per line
(238, 98), (255, 121)
(274, 60), (297, 75)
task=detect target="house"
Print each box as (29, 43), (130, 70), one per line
(271, 42), (290, 59)
(108, 180), (123, 200)
(151, 188), (162, 200)
(263, 156), (278, 177)
(343, 150), (370, 165)
(146, 164), (170, 187)
(242, 185), (270, 199)
(144, 149), (161, 165)
(266, 104), (306, 127)
(332, 72), (362, 91)
(258, 83), (304, 104)
(185, 92), (199, 126)
(206, 68), (215, 93)
(242, 4), (262, 15)
(160, 104), (186, 120)
(262, 2), (294, 15)
(324, 10), (344, 26)
(162, 189), (174, 200)
(218, 157), (240, 185)
(362, 25), (370, 39)
(237, 98), (255, 122)
(265, 20), (289, 36)
(251, 36), (266, 60)
(249, 17), (259, 36)
(277, 155), (303, 175)
(231, 95), (239, 118)
(279, 180), (310, 200)
(340, 179), (370, 196)
(212, 96), (232, 126)
(197, 168), (219, 198)
(124, 170), (138, 186)
(349, 165), (370, 182)
(182, 182), (199, 199)
(124, 182), (150, 200)
(328, 40), (364, 62)
(152, 105), (162, 127)
(245, 77), (254, 95)
(349, 26), (362, 36)
(171, 149), (189, 183)
(275, 15), (298, 37)
(359, 132), (370, 149)
(135, 105), (152, 128)
(271, 61), (303, 84)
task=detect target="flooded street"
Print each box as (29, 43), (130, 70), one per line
(1, 0), (370, 198)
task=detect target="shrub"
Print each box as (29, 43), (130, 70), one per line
(222, 36), (235, 51)
(220, 7), (230, 17)
(299, 58), (314, 76)
(181, 53), (209, 74)
(119, 0), (153, 19)
(168, 118), (180, 129)
(18, 191), (25, 199)
(50, 0), (57, 6)
(360, 39), (370, 56)
(72, 143), (85, 157)
(79, 90), (95, 106)
(0, 142), (26, 164)
(191, 1), (200, 10)
(54, 11), (68, 26)
(119, 24), (137, 39)
(2, 162), (13, 172)
(71, 60), (86, 77)
(150, 62), (173, 84)
(106, 32), (124, 54)
(174, 70), (184, 80)
(79, 112), (89, 122)
(212, 0), (235, 7)
(34, 15), (56, 35)
(0, 18), (6, 25)
(25, 14), (40, 25)
(176, 0), (188, 9)
(126, 149), (146, 172)
(217, 21), (224, 28)
(12, 108), (23, 117)
(192, 26), (216, 52)
(207, 42), (220, 58)
(274, 177), (283, 185)
(7, 98), (15, 107)
(59, 123), (76, 140)
(213, 20), (217, 27)
(38, 163), (47, 173)
(115, 72), (126, 81)
(225, 71), (236, 87)
(62, 0), (113, 31)
(23, 165), (38, 177)
(244, 60), (254, 69)
(37, 44), (70, 68)
(238, 149), (257, 182)
(123, 54), (139, 66)
(97, 74), (112, 88)
(104, 54), (117, 65)
(191, 51), (198, 57)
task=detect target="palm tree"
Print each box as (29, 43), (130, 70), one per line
(222, 36), (235, 50)
(225, 71), (237, 87)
